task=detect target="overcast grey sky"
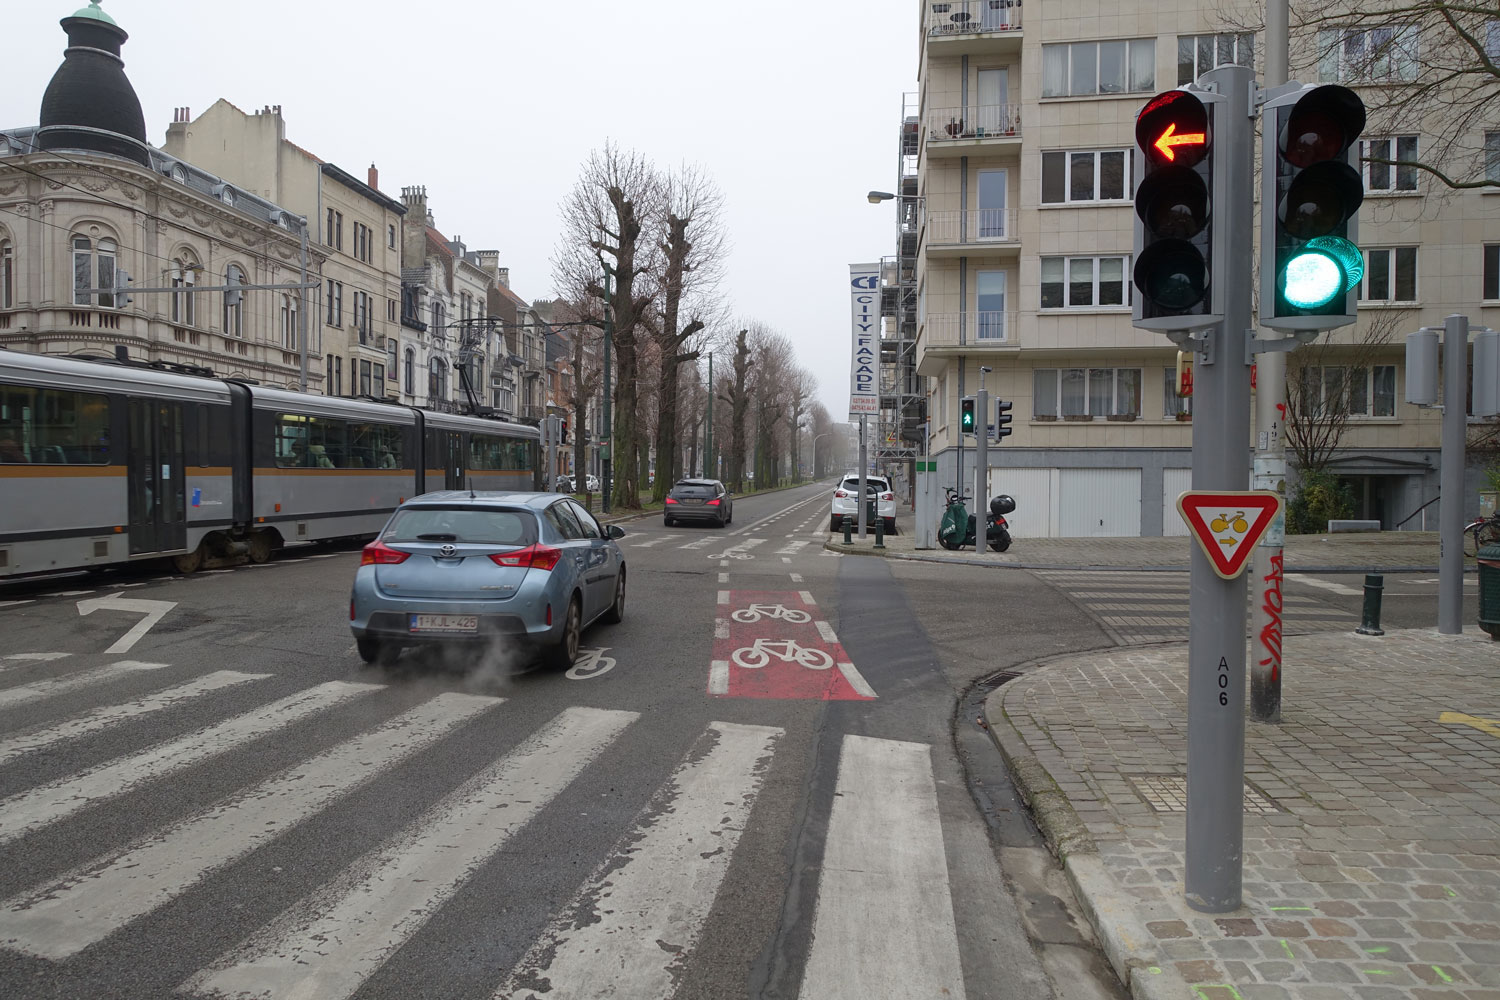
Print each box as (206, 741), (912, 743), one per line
(4, 0), (914, 420)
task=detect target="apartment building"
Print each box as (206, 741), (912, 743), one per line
(164, 101), (407, 401)
(0, 4), (326, 387)
(899, 0), (1499, 536)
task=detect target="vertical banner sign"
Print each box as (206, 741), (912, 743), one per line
(848, 263), (880, 416)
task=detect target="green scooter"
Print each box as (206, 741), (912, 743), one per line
(938, 486), (1014, 551)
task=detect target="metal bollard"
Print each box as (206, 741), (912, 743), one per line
(874, 516), (885, 549)
(1355, 573), (1385, 636)
(842, 515), (853, 545)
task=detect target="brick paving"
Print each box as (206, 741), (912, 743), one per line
(990, 627), (1500, 999)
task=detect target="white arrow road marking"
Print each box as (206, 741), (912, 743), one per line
(186, 707), (635, 1000)
(499, 721), (782, 1000)
(798, 736), (963, 1000)
(0, 661), (168, 711)
(0, 680), (379, 846)
(0, 670), (267, 768)
(76, 593), (177, 654)
(0, 692), (502, 961)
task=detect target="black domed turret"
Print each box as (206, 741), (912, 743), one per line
(37, 1), (150, 167)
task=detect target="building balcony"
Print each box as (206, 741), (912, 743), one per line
(925, 105), (1021, 157)
(924, 0), (1023, 54)
(923, 210), (1019, 258)
(916, 311), (1017, 375)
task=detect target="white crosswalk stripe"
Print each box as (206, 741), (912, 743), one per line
(0, 680), (380, 845)
(629, 535), (668, 547)
(0, 670), (267, 768)
(498, 721), (782, 999)
(0, 660), (170, 710)
(678, 537), (714, 549)
(186, 706), (634, 1000)
(800, 735), (965, 1000)
(0, 691), (501, 961)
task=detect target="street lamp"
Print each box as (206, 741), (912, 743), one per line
(808, 430), (831, 480)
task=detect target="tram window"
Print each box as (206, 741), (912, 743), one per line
(348, 422), (402, 469)
(274, 413), (348, 468)
(197, 405), (210, 467)
(470, 433), (532, 471)
(0, 385), (110, 464)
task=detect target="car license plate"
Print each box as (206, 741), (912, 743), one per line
(682, 498), (703, 504)
(409, 614), (478, 633)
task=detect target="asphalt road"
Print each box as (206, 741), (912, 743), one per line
(19, 480), (1480, 999)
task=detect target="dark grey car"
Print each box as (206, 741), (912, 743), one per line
(663, 479), (732, 527)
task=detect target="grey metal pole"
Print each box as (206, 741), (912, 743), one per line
(705, 352), (713, 479)
(975, 385), (989, 552)
(1439, 313), (1469, 634)
(1250, 0), (1290, 722)
(1185, 63), (1255, 914)
(298, 219), (310, 392)
(601, 266), (613, 514)
(857, 416), (868, 538)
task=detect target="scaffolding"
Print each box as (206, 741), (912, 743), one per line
(877, 92), (923, 483)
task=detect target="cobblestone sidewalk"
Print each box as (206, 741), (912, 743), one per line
(987, 628), (1500, 999)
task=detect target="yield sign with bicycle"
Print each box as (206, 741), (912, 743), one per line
(708, 590), (876, 701)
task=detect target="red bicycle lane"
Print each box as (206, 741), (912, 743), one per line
(707, 589), (876, 701)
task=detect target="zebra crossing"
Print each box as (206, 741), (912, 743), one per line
(1036, 569), (1355, 644)
(0, 658), (962, 998)
(629, 531), (842, 557)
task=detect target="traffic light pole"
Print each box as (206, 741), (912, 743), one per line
(1250, 0), (1290, 724)
(975, 386), (988, 552)
(857, 416), (868, 538)
(1184, 63), (1255, 914)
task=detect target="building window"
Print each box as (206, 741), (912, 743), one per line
(386, 336), (398, 379)
(1318, 25), (1419, 83)
(170, 257), (197, 326)
(387, 298), (397, 322)
(0, 240), (12, 309)
(1177, 33), (1255, 85)
(72, 235), (118, 308)
(1483, 245), (1498, 300)
(431, 300), (445, 335)
(373, 362), (384, 387)
(1300, 366), (1397, 417)
(353, 290), (368, 343)
(388, 224), (396, 249)
(223, 264), (244, 336)
(280, 294), (298, 350)
(1360, 247), (1417, 302)
(1486, 132), (1500, 185)
(1163, 368), (1192, 417)
(359, 359), (372, 397)
(1040, 255), (1129, 309)
(429, 357), (447, 400)
(1360, 136), (1419, 192)
(326, 208), (335, 247)
(1042, 39), (1155, 97)
(324, 355), (344, 397)
(1034, 368), (1143, 418)
(404, 347), (415, 394)
(334, 211), (344, 251)
(326, 280), (344, 326)
(1041, 150), (1130, 204)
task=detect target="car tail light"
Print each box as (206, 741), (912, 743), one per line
(489, 543), (563, 571)
(705, 498), (720, 506)
(665, 496), (678, 504)
(360, 541), (409, 566)
(834, 490), (848, 498)
(881, 492), (894, 501)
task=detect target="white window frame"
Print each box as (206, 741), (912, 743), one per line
(1162, 368), (1192, 417)
(1486, 132), (1500, 185)
(1177, 32), (1255, 85)
(1318, 25), (1419, 84)
(1360, 136), (1419, 193)
(1033, 367), (1144, 418)
(1041, 149), (1131, 204)
(1042, 39), (1156, 98)
(1359, 247), (1418, 303)
(170, 258), (197, 327)
(1301, 365), (1397, 418)
(1040, 255), (1131, 310)
(72, 235), (118, 308)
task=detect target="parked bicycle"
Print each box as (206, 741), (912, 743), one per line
(730, 604), (812, 624)
(1464, 512), (1500, 556)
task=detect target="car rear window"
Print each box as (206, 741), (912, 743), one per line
(384, 506), (537, 545)
(672, 483), (717, 497)
(841, 478), (889, 493)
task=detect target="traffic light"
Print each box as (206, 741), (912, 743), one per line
(560, 420), (569, 445)
(960, 396), (976, 433)
(1132, 87), (1222, 332)
(995, 399), (1013, 440)
(113, 268), (133, 307)
(1260, 84), (1366, 330)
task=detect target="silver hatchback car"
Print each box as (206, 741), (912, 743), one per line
(349, 491), (626, 668)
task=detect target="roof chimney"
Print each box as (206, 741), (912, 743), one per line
(496, 267), (510, 288)
(367, 162), (378, 190)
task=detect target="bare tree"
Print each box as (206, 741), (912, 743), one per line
(719, 328), (754, 492)
(552, 144), (662, 509)
(787, 369), (816, 482)
(749, 329), (796, 486)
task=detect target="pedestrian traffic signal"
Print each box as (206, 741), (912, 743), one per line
(560, 420), (569, 445)
(1132, 88), (1221, 332)
(960, 396), (976, 433)
(995, 399), (1013, 439)
(1260, 84), (1365, 330)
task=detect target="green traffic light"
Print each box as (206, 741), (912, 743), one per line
(1281, 237), (1363, 309)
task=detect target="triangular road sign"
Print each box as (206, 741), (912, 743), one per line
(1176, 491), (1283, 579)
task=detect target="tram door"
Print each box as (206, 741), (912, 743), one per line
(443, 432), (466, 490)
(127, 400), (187, 554)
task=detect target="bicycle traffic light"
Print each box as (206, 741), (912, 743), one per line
(995, 399), (1013, 440)
(1132, 88), (1222, 332)
(1260, 84), (1365, 330)
(960, 396), (976, 433)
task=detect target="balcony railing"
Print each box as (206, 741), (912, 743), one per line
(925, 1), (1021, 36)
(924, 209), (1018, 247)
(926, 105), (1021, 144)
(922, 311), (1017, 347)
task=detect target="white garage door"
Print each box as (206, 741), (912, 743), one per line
(1162, 468), (1193, 536)
(1059, 468), (1142, 537)
(988, 468), (1056, 537)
